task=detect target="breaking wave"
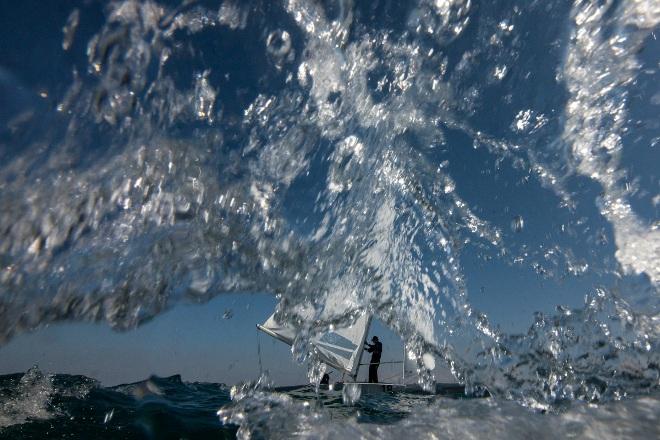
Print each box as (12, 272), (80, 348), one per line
(0, 368), (233, 438)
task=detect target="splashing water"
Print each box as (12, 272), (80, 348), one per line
(0, 0), (659, 433)
(342, 382), (362, 405)
(0, 366), (56, 429)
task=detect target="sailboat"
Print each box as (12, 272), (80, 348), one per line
(256, 309), (434, 393)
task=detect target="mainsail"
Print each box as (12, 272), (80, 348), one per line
(257, 311), (371, 378)
(403, 352), (419, 385)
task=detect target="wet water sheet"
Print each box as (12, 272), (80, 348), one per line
(0, 0), (659, 438)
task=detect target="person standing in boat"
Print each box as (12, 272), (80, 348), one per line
(364, 336), (382, 383)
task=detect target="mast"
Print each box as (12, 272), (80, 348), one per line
(351, 315), (372, 381)
(402, 346), (408, 385)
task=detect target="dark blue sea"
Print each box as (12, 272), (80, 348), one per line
(2, 367), (659, 439)
(0, 368), (477, 439)
(0, 369), (234, 439)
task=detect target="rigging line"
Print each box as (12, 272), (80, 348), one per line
(256, 327), (263, 377)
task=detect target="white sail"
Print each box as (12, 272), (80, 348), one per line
(258, 313), (298, 345)
(257, 311), (371, 377)
(314, 313), (371, 376)
(403, 351), (419, 384)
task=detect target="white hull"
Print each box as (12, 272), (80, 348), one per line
(320, 382), (436, 394)
(279, 382), (468, 396)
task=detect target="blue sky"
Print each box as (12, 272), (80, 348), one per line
(0, 257), (605, 387)
(0, 293), (457, 386)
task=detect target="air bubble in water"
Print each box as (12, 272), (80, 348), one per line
(266, 30), (291, 58)
(511, 215), (524, 233)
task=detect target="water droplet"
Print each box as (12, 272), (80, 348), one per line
(422, 353), (435, 370)
(512, 110), (532, 132)
(498, 20), (514, 33)
(62, 8), (80, 51)
(193, 70), (217, 123)
(493, 65), (508, 80)
(511, 215), (524, 232)
(342, 383), (361, 405)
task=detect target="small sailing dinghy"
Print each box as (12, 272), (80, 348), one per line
(256, 309), (441, 394)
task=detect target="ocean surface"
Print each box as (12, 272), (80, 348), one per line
(1, 0), (659, 438)
(0, 367), (469, 439)
(1, 367), (658, 439)
(0, 368), (234, 439)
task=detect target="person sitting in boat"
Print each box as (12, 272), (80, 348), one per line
(364, 336), (382, 383)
